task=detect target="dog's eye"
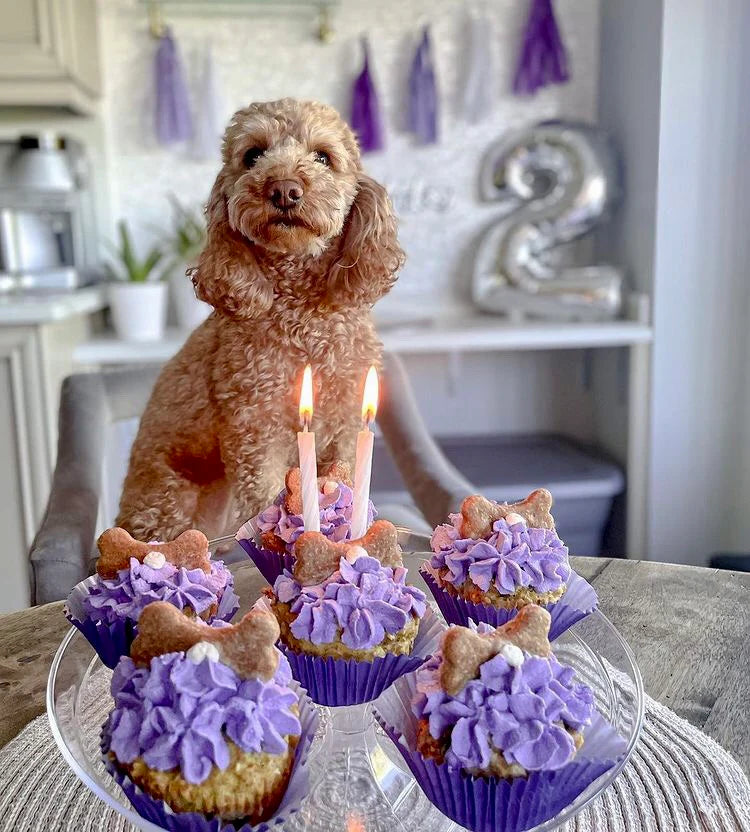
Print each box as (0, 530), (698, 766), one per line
(243, 147), (265, 168)
(313, 150), (330, 166)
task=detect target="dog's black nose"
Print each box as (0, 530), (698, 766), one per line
(268, 180), (304, 210)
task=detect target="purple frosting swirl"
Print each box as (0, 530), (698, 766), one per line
(412, 647), (594, 772)
(430, 515), (570, 595)
(254, 482), (376, 554)
(81, 558), (233, 625)
(273, 555), (427, 650)
(107, 650), (300, 785)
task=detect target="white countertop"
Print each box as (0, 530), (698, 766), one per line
(0, 286), (107, 325)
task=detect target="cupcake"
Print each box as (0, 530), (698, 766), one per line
(102, 602), (317, 827)
(235, 461), (376, 583)
(65, 528), (239, 668)
(373, 607), (625, 832)
(262, 519), (443, 705)
(423, 490), (597, 638)
(412, 607), (593, 776)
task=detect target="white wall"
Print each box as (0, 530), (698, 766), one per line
(97, 0), (600, 307)
(653, 0), (750, 562)
(599, 0), (750, 564)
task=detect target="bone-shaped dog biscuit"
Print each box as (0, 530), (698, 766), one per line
(440, 605), (552, 696)
(460, 489), (555, 539)
(131, 602), (280, 680)
(284, 460), (353, 515)
(96, 527), (211, 579)
(293, 520), (402, 586)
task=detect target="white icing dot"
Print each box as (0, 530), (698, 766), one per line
(143, 550), (167, 569)
(345, 545), (368, 563)
(186, 641), (220, 664)
(322, 480), (338, 495)
(505, 512), (527, 527)
(501, 644), (525, 667)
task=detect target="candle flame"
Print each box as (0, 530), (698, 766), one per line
(361, 365), (379, 425)
(346, 813), (365, 832)
(299, 364), (313, 427)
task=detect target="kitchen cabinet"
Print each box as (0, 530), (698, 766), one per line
(0, 288), (105, 614)
(0, 0), (101, 114)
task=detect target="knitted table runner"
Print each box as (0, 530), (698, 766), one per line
(1, 687), (747, 832)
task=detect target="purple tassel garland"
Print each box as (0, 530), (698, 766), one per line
(513, 0), (570, 96)
(154, 28), (193, 145)
(350, 37), (385, 153)
(407, 26), (439, 145)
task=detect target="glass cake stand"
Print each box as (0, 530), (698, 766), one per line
(48, 553), (644, 832)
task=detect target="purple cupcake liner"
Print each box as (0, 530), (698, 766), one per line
(101, 683), (319, 832)
(421, 567), (597, 641)
(373, 672), (627, 832)
(214, 579), (241, 623)
(256, 599), (445, 706)
(237, 539), (294, 586)
(65, 571), (241, 670)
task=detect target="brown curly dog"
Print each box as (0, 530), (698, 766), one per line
(116, 99), (403, 542)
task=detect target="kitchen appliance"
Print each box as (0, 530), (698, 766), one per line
(0, 133), (99, 291)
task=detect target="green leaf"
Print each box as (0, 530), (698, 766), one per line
(167, 194), (206, 260)
(105, 220), (166, 282)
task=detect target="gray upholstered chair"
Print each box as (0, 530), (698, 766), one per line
(29, 353), (472, 605)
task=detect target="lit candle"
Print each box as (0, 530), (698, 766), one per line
(351, 366), (378, 539)
(297, 364), (320, 533)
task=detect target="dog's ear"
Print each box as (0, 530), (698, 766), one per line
(328, 175), (404, 306)
(190, 179), (273, 319)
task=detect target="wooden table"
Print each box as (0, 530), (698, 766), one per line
(1, 557), (748, 775)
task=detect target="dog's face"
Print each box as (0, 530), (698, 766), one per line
(194, 98), (403, 319)
(219, 100), (361, 256)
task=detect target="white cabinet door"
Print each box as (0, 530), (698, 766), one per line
(0, 326), (49, 613)
(0, 0), (101, 111)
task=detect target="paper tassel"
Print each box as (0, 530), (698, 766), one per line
(457, 9), (493, 123)
(154, 28), (193, 145)
(190, 43), (224, 161)
(350, 37), (385, 153)
(407, 26), (439, 144)
(513, 0), (570, 96)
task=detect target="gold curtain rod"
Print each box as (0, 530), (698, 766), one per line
(145, 1), (335, 42)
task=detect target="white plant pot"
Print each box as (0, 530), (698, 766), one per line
(170, 266), (212, 331)
(109, 282), (168, 342)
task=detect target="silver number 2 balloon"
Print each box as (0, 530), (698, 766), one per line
(472, 121), (624, 320)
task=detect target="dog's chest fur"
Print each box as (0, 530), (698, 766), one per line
(209, 299), (379, 437)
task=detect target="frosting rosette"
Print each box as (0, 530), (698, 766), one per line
(430, 514), (570, 596)
(254, 482), (376, 554)
(412, 648), (594, 773)
(106, 650), (300, 785)
(79, 557), (235, 625)
(273, 555), (426, 651)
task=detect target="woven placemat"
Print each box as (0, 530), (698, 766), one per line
(1, 687), (748, 832)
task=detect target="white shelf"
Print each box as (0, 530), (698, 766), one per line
(0, 286), (107, 326)
(380, 313), (652, 354)
(73, 312), (652, 366)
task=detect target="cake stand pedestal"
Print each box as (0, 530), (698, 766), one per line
(285, 703), (457, 832)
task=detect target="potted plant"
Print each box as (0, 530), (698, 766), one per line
(106, 220), (168, 342)
(167, 196), (212, 330)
